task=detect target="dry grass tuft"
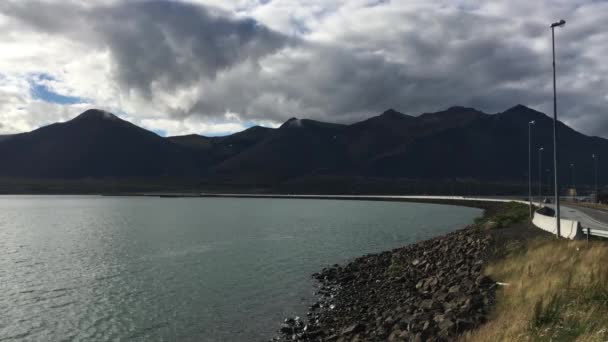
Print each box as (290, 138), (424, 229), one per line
(461, 239), (608, 342)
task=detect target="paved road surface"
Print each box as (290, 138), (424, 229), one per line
(570, 205), (608, 225)
(546, 204), (608, 231)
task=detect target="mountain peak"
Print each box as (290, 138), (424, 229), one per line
(380, 109), (409, 119)
(505, 104), (535, 113)
(280, 117), (302, 129)
(73, 109), (120, 122)
(502, 104), (548, 120)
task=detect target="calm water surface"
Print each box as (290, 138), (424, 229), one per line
(0, 196), (481, 341)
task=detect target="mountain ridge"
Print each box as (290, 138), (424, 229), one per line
(0, 105), (604, 187)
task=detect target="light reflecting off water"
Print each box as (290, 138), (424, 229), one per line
(0, 196), (481, 341)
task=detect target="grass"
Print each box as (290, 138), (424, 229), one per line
(461, 239), (608, 341)
(474, 201), (530, 229)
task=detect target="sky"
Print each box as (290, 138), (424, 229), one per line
(0, 0), (606, 137)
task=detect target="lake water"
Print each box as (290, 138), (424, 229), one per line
(0, 196), (481, 341)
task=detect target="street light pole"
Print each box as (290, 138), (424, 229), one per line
(570, 163), (576, 190)
(528, 120), (536, 218)
(546, 168), (552, 196)
(551, 19), (565, 238)
(593, 154), (598, 202)
(539, 147), (544, 205)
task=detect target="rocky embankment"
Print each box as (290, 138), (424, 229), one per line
(274, 225), (497, 341)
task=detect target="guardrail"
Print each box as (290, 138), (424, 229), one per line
(581, 227), (608, 239)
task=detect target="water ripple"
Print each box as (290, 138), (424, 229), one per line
(127, 322), (170, 340)
(0, 196), (481, 341)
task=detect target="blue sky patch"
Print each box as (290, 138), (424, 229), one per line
(153, 129), (168, 136)
(29, 74), (85, 105)
(206, 131), (232, 137)
(203, 122), (259, 137)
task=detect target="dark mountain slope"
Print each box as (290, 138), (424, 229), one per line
(167, 125), (275, 166)
(367, 105), (608, 184)
(0, 134), (14, 142)
(360, 106), (490, 164)
(0, 105), (605, 186)
(209, 106), (494, 181)
(0, 109), (199, 178)
(417, 106), (488, 127)
(168, 134), (213, 150)
(168, 125), (273, 151)
(210, 118), (352, 182)
(346, 109), (418, 161)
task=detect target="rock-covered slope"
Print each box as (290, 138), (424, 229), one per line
(276, 226), (495, 341)
(274, 201), (548, 342)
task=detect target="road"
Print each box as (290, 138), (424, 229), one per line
(570, 205), (608, 224)
(546, 203), (608, 231)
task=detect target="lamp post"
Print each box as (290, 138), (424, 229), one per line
(539, 147), (544, 205)
(570, 163), (576, 188)
(569, 163), (576, 201)
(551, 19), (565, 238)
(593, 154), (598, 202)
(528, 120), (535, 218)
(546, 168), (552, 196)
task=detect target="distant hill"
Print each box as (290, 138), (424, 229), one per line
(367, 105), (608, 182)
(168, 125), (274, 167)
(209, 118), (352, 182)
(0, 105), (605, 188)
(0, 109), (199, 178)
(0, 134), (14, 142)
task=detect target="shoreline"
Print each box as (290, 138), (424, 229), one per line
(273, 201), (543, 341)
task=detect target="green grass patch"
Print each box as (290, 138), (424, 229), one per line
(474, 201), (530, 229)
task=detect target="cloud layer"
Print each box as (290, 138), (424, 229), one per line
(0, 0), (607, 137)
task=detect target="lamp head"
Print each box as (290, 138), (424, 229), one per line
(551, 19), (566, 28)
(529, 120), (535, 125)
(539, 147), (544, 151)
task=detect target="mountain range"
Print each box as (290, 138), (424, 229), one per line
(0, 105), (605, 190)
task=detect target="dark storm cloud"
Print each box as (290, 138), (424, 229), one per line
(98, 2), (290, 98)
(1, 1), (291, 98)
(2, 0), (607, 136)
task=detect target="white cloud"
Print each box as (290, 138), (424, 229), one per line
(138, 116), (279, 137)
(0, 0), (606, 137)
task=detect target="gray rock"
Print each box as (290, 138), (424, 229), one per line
(448, 285), (461, 293)
(275, 218), (499, 341)
(420, 299), (435, 310)
(438, 318), (455, 332)
(342, 323), (365, 335)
